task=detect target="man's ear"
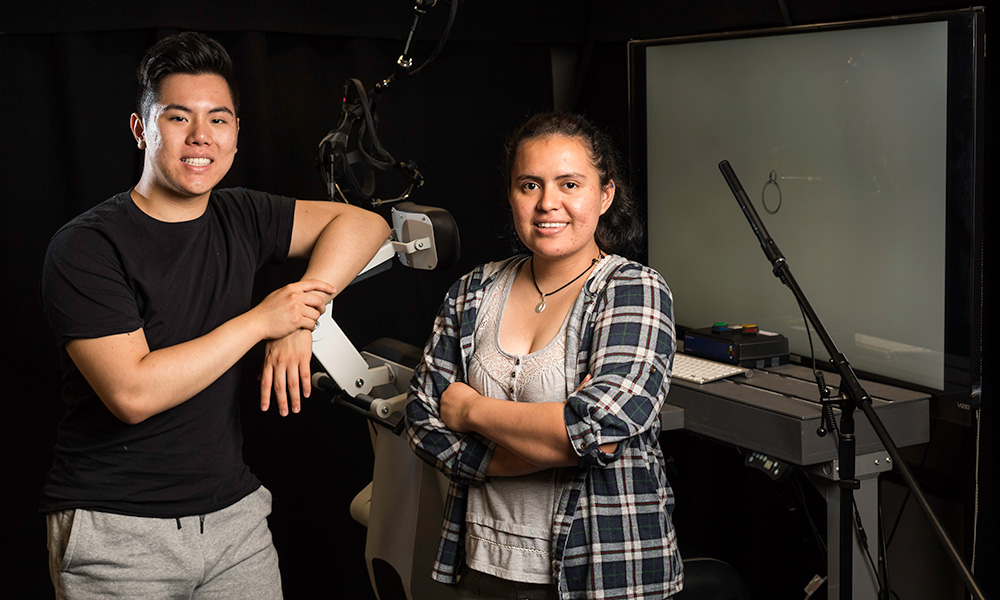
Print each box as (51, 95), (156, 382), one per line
(130, 113), (146, 149)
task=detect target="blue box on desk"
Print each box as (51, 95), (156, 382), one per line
(684, 323), (789, 368)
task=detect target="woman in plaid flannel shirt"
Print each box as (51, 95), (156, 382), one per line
(406, 112), (682, 599)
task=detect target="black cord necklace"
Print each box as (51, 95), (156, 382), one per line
(530, 253), (602, 313)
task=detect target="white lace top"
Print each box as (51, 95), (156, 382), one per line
(464, 260), (573, 583)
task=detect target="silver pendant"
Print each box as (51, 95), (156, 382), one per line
(535, 297), (546, 313)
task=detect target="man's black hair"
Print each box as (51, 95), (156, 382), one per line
(136, 31), (239, 120)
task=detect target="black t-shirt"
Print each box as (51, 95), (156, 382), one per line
(40, 188), (295, 517)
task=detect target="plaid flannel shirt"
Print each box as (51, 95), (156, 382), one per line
(405, 255), (683, 599)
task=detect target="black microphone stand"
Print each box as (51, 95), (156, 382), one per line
(718, 160), (984, 600)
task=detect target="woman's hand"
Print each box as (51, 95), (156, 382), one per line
(440, 381), (483, 432)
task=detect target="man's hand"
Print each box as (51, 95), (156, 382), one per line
(65, 279), (333, 425)
(253, 279), (334, 416)
(260, 329), (314, 416)
(250, 279), (335, 340)
(254, 199), (388, 418)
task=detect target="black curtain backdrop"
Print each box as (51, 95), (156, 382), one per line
(2, 2), (994, 599)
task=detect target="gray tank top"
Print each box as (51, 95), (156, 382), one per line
(465, 261), (572, 583)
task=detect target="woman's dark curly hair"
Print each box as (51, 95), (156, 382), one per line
(501, 112), (644, 258)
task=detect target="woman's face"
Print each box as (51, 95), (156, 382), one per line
(508, 134), (614, 263)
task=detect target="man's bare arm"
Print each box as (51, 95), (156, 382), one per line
(289, 200), (391, 292)
(259, 201), (391, 415)
(68, 279), (335, 424)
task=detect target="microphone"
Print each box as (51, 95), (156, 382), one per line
(718, 160), (786, 279)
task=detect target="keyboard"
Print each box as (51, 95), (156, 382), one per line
(672, 353), (752, 384)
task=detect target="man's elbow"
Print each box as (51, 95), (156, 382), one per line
(366, 211), (391, 242)
(116, 412), (150, 426)
(100, 392), (158, 425)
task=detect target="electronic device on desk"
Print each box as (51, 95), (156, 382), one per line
(684, 323), (789, 369)
(672, 352), (751, 384)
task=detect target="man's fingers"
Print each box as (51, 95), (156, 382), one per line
(260, 333), (313, 415)
(301, 293), (329, 311)
(294, 278), (337, 297)
(259, 366), (273, 412)
(286, 365), (302, 415)
(299, 360), (312, 402)
(272, 368), (289, 416)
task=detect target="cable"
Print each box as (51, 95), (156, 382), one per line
(970, 405), (980, 586)
(798, 302), (892, 597)
(877, 500), (893, 599)
(851, 501), (880, 586)
(849, 494), (899, 598)
(790, 472), (827, 561)
(317, 0), (457, 206)
(799, 303), (839, 440)
(408, 0), (459, 77)
(885, 416), (937, 547)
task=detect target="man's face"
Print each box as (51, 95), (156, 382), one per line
(132, 73), (239, 203)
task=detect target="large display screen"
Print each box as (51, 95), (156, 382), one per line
(629, 9), (983, 409)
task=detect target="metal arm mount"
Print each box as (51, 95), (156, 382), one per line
(310, 201), (459, 422)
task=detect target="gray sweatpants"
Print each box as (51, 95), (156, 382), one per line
(46, 486), (282, 600)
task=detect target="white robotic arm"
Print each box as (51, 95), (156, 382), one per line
(310, 201), (459, 421)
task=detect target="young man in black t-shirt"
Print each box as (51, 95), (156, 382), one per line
(40, 32), (389, 599)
